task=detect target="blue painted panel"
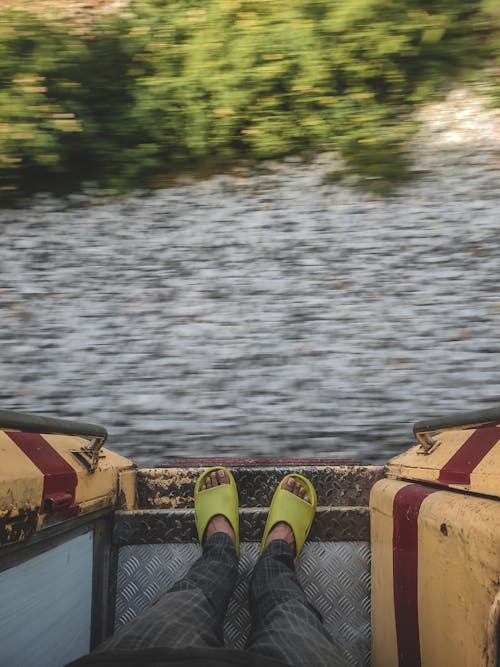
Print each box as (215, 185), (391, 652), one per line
(0, 531), (93, 667)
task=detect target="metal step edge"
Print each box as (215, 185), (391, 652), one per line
(113, 507), (370, 545)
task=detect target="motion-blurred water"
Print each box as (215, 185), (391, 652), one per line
(1, 147), (499, 466)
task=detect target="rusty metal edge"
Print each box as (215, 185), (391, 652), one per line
(161, 457), (361, 465)
(136, 464), (384, 510)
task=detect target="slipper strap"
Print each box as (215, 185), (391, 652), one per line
(260, 475), (317, 562)
(194, 469), (240, 556)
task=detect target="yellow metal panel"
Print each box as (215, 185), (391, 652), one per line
(387, 429), (472, 483)
(386, 427), (500, 497)
(486, 590), (500, 666)
(0, 432), (43, 508)
(371, 477), (500, 667)
(418, 491), (500, 667)
(469, 444), (500, 498)
(42, 435), (135, 508)
(0, 427), (135, 544)
(118, 470), (137, 510)
(370, 478), (401, 667)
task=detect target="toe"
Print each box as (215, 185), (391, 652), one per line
(282, 477), (311, 503)
(217, 469), (228, 484)
(210, 471), (219, 486)
(205, 475), (212, 489)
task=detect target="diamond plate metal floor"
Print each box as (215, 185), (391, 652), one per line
(115, 541), (371, 666)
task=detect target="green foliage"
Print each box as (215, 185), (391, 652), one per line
(0, 13), (85, 192)
(0, 0), (497, 198)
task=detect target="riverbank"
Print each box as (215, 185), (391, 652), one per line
(2, 0), (496, 198)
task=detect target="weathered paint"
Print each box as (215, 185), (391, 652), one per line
(6, 431), (78, 512)
(41, 435), (135, 508)
(437, 425), (500, 486)
(0, 505), (39, 544)
(118, 469), (137, 510)
(386, 423), (500, 497)
(136, 464), (384, 510)
(418, 491), (500, 667)
(0, 431), (44, 503)
(371, 478), (500, 667)
(0, 425), (135, 546)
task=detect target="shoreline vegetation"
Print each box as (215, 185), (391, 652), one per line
(0, 0), (499, 201)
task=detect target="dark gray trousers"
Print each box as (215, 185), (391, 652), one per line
(98, 534), (340, 667)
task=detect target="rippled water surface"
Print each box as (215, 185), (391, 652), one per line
(1, 148), (499, 466)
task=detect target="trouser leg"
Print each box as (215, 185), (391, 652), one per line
(246, 540), (342, 667)
(97, 533), (238, 651)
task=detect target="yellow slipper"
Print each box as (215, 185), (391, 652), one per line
(194, 466), (240, 557)
(259, 473), (317, 563)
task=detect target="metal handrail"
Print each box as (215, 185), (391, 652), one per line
(0, 409), (107, 472)
(0, 409), (107, 439)
(413, 404), (500, 449)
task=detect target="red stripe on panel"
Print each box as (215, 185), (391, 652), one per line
(438, 425), (500, 486)
(393, 484), (438, 667)
(6, 431), (78, 508)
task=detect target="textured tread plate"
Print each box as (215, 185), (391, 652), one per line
(113, 507), (370, 544)
(116, 541), (370, 666)
(137, 465), (384, 509)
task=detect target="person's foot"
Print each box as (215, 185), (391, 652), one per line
(264, 476), (311, 553)
(201, 468), (236, 544)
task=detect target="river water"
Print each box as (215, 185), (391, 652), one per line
(1, 143), (499, 466)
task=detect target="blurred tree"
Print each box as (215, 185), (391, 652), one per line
(0, 0), (497, 198)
